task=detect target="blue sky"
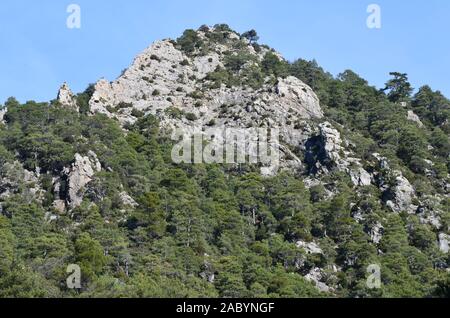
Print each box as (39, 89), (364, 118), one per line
(1, 0), (449, 104)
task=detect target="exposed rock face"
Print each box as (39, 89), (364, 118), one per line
(65, 151), (101, 209)
(306, 122), (372, 186)
(52, 200), (66, 214)
(0, 108), (6, 124)
(57, 82), (78, 111)
(305, 268), (332, 293)
(83, 29), (387, 189)
(373, 153), (446, 224)
(90, 79), (114, 116)
(0, 161), (44, 203)
(296, 240), (323, 255)
(350, 168), (372, 187)
(318, 122), (345, 166)
(385, 173), (416, 214)
(414, 194), (446, 229)
(87, 34), (325, 175)
(88, 38), (324, 128)
(370, 223), (384, 244)
(420, 212), (442, 229)
(119, 191), (138, 208)
(372, 153), (417, 214)
(276, 76), (324, 118)
(199, 256), (215, 283)
(407, 110), (424, 128)
(372, 153), (390, 170)
(439, 233), (449, 253)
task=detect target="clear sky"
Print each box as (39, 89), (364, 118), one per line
(1, 0), (449, 104)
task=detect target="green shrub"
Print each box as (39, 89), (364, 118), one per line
(185, 112), (198, 121)
(117, 102), (133, 109)
(206, 119), (216, 126)
(180, 59), (190, 66)
(131, 109), (145, 118)
(188, 90), (204, 99)
(261, 52), (289, 78)
(165, 107), (184, 119)
(150, 54), (161, 62)
(142, 76), (153, 84)
(224, 53), (254, 72)
(177, 29), (204, 54)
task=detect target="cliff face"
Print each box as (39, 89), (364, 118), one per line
(88, 34), (324, 126)
(85, 28), (328, 176)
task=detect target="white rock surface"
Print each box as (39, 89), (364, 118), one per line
(52, 200), (66, 214)
(296, 240), (323, 255)
(305, 268), (331, 293)
(86, 35), (326, 175)
(310, 122), (372, 186)
(407, 110), (424, 128)
(119, 191), (138, 208)
(319, 122), (344, 165)
(276, 76), (324, 119)
(0, 161), (44, 203)
(372, 153), (390, 170)
(0, 107), (6, 124)
(350, 168), (372, 187)
(370, 223), (384, 244)
(88, 39), (324, 129)
(66, 151), (101, 209)
(372, 154), (417, 214)
(438, 233), (449, 253)
(385, 173), (416, 214)
(57, 82), (78, 111)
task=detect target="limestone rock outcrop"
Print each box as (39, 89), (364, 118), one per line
(439, 233), (449, 253)
(65, 151), (102, 209)
(87, 38), (324, 129)
(0, 107), (6, 124)
(370, 222), (384, 244)
(119, 191), (138, 208)
(57, 82), (78, 111)
(385, 173), (416, 214)
(0, 161), (44, 203)
(407, 110), (424, 128)
(306, 122), (372, 187)
(305, 268), (332, 293)
(276, 76), (324, 119)
(372, 153), (417, 214)
(86, 32), (325, 175)
(296, 240), (323, 255)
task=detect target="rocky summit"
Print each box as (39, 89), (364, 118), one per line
(0, 25), (448, 298)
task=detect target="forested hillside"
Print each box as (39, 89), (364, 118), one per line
(0, 25), (448, 298)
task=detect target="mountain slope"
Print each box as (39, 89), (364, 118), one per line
(0, 24), (448, 298)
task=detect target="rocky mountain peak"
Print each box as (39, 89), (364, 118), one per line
(87, 28), (323, 129)
(57, 82), (78, 111)
(0, 107), (6, 124)
(85, 27), (327, 176)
